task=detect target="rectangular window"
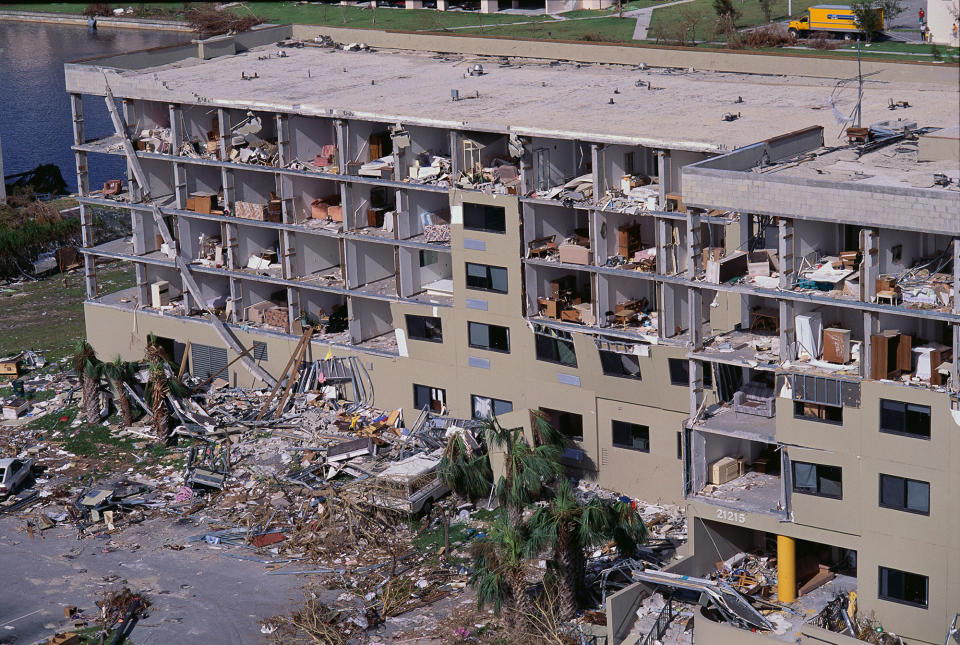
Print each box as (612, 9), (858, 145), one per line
(541, 407), (583, 442)
(413, 384), (446, 412)
(612, 421), (650, 452)
(406, 314), (443, 343)
(468, 322), (510, 353)
(880, 399), (931, 439)
(677, 431), (683, 460)
(599, 350), (642, 380)
(794, 401), (843, 424)
(471, 395), (513, 420)
(463, 203), (506, 233)
(465, 262), (508, 293)
(252, 342), (268, 361)
(792, 461), (843, 499)
(879, 567), (928, 609)
(191, 343), (228, 381)
(535, 331), (577, 367)
(419, 250), (439, 267)
(879, 474), (930, 515)
(668, 358), (688, 386)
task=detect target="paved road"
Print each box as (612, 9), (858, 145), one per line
(0, 516), (301, 644)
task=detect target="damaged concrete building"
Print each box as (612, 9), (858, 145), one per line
(64, 24), (959, 645)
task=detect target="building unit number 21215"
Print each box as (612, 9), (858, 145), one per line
(716, 508), (746, 524)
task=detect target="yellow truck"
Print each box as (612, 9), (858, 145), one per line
(788, 4), (885, 38)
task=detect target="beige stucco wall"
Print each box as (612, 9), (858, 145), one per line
(927, 0), (960, 45)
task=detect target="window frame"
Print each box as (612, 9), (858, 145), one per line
(879, 473), (930, 516)
(793, 400), (844, 425)
(462, 202), (507, 234)
(611, 420), (650, 453)
(465, 262), (509, 294)
(878, 566), (929, 609)
(467, 321), (511, 353)
(405, 314), (443, 343)
(879, 399), (931, 440)
(599, 350), (642, 380)
(470, 394), (513, 420)
(540, 408), (584, 442)
(413, 384), (446, 412)
(668, 358), (689, 386)
(534, 332), (578, 367)
(791, 460), (843, 500)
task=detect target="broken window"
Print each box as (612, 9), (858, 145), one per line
(612, 421), (649, 452)
(471, 395), (513, 420)
(468, 322), (510, 353)
(540, 407), (583, 442)
(406, 314), (443, 343)
(879, 474), (929, 515)
(879, 399), (931, 439)
(413, 384), (445, 412)
(599, 350), (642, 380)
(674, 361), (717, 389)
(465, 262), (508, 293)
(534, 328), (577, 367)
(419, 250), (439, 267)
(792, 461), (843, 499)
(794, 401), (843, 424)
(463, 203), (506, 234)
(878, 566), (928, 609)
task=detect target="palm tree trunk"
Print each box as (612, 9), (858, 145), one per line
(508, 569), (531, 633)
(82, 375), (99, 424)
(556, 528), (579, 620)
(150, 376), (169, 439)
(113, 379), (133, 427)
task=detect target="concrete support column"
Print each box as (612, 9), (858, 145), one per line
(861, 228), (878, 303)
(122, 99), (141, 202)
(405, 0), (423, 8)
(334, 119), (350, 173)
(70, 94), (88, 196)
(275, 114), (291, 167)
(448, 130), (461, 177)
(135, 264), (148, 307)
(739, 213), (754, 328)
(689, 287), (704, 419)
(436, 0), (449, 10)
(777, 535), (797, 603)
(779, 300), (795, 362)
(519, 137), (533, 195)
(686, 209), (701, 279)
(590, 144), (605, 201)
(229, 277), (242, 324)
(480, 0), (497, 13)
(862, 311), (880, 379)
(778, 217), (794, 290)
(217, 108), (230, 161)
(656, 149), (667, 208)
(172, 162), (187, 210)
(168, 104), (182, 150)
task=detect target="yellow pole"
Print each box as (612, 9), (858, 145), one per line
(777, 535), (797, 603)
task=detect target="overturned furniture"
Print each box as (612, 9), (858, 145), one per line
(185, 442), (230, 490)
(364, 449), (449, 514)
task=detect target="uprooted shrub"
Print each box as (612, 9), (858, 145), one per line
(83, 3), (112, 17)
(741, 24), (796, 48)
(808, 31), (841, 49)
(186, 6), (262, 38)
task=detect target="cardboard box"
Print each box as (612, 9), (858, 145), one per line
(264, 306), (289, 329)
(823, 328), (851, 364)
(245, 301), (275, 324)
(710, 456), (740, 485)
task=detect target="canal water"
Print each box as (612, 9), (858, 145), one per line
(0, 20), (186, 192)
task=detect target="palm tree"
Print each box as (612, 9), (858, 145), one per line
(437, 431), (493, 501)
(484, 414), (566, 528)
(469, 514), (536, 630)
(100, 357), (135, 427)
(71, 340), (101, 424)
(527, 479), (648, 619)
(146, 360), (170, 440)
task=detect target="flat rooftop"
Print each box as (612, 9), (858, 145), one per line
(78, 43), (959, 153)
(762, 135), (960, 193)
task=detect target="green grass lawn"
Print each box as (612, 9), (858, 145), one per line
(459, 15), (640, 42)
(0, 263), (135, 364)
(647, 0), (825, 42)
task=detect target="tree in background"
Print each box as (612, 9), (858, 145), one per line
(851, 0), (903, 40)
(758, 0), (774, 23)
(713, 0), (742, 22)
(71, 340), (101, 424)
